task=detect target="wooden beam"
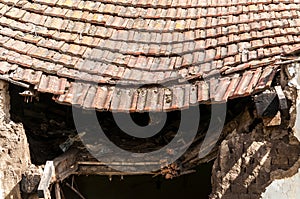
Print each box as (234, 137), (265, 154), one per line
(76, 164), (156, 176)
(0, 75), (30, 88)
(275, 57), (300, 65)
(77, 161), (161, 166)
(53, 148), (79, 182)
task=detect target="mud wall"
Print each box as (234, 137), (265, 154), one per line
(210, 124), (300, 199)
(210, 85), (300, 199)
(260, 64), (300, 199)
(0, 81), (31, 199)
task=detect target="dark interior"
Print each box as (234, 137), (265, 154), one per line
(9, 84), (252, 198)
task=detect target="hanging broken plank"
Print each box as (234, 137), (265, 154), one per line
(37, 161), (55, 199)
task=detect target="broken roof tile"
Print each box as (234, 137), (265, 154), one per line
(37, 74), (67, 94)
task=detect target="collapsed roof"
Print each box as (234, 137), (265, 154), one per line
(0, 0), (300, 112)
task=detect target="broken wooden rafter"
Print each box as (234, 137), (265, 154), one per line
(65, 183), (86, 199)
(53, 148), (79, 182)
(54, 183), (61, 199)
(275, 58), (300, 65)
(0, 75), (30, 88)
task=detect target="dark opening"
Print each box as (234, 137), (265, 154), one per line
(9, 84), (74, 164)
(9, 84), (252, 199)
(57, 161), (213, 199)
(130, 112), (151, 127)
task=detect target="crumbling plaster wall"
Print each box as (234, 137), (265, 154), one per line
(260, 168), (300, 199)
(0, 80), (31, 199)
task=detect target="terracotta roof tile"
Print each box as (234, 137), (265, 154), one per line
(37, 74), (68, 94)
(11, 67), (43, 85)
(0, 0), (298, 111)
(0, 61), (13, 73)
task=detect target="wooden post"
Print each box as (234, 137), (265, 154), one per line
(55, 183), (61, 199)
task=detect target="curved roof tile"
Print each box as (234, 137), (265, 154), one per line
(0, 0), (299, 112)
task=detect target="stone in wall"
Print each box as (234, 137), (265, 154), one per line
(0, 81), (31, 199)
(260, 66), (300, 199)
(210, 108), (300, 199)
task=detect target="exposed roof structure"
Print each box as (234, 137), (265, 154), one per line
(0, 0), (299, 112)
